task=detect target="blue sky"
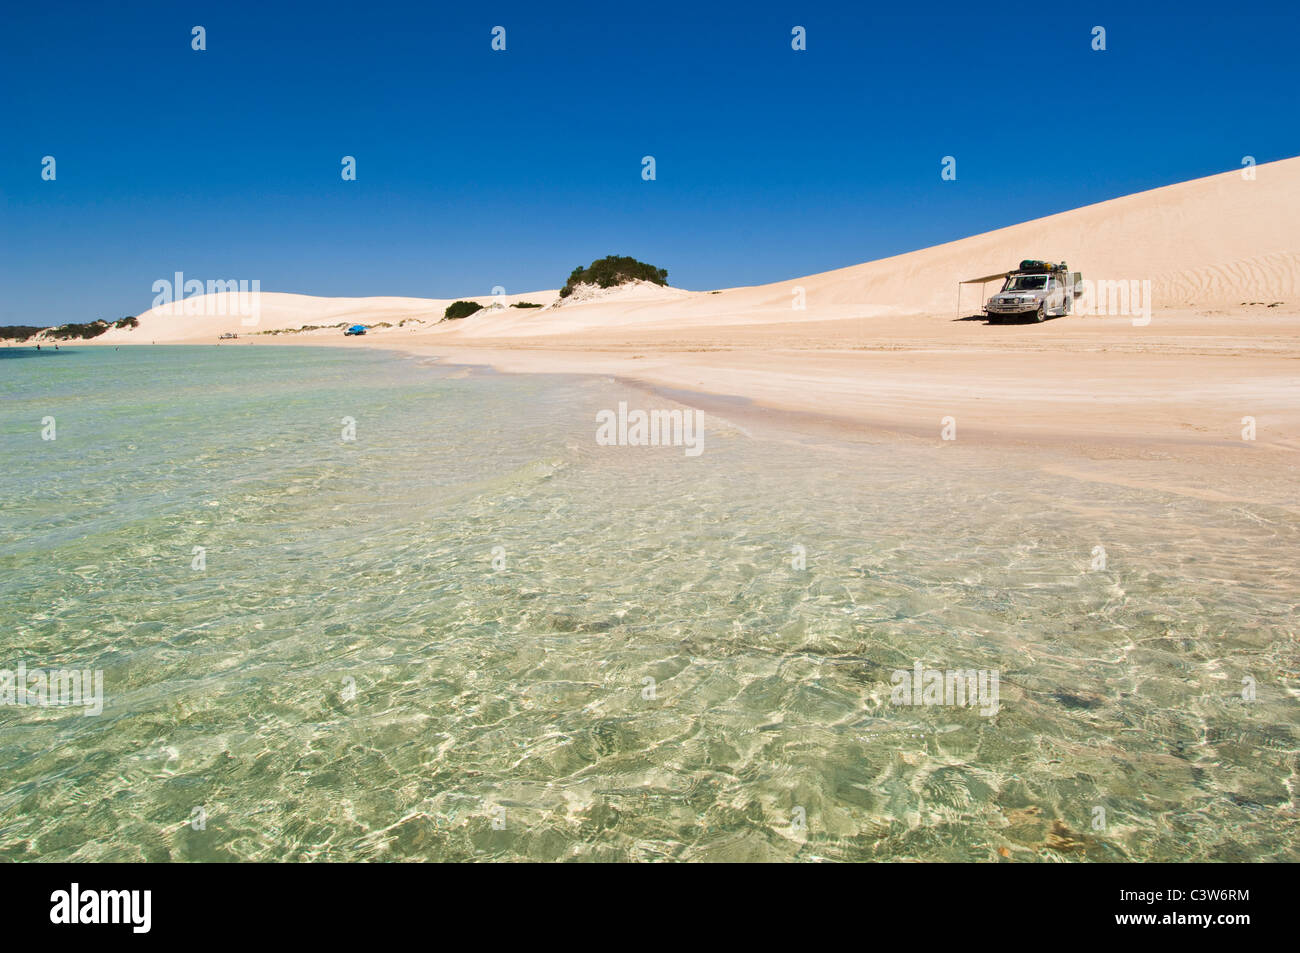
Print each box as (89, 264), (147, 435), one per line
(2, 0), (1297, 326)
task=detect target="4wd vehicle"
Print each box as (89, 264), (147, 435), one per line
(984, 260), (1082, 323)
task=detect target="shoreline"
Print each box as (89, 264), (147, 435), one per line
(407, 335), (1300, 512)
(70, 305), (1300, 510)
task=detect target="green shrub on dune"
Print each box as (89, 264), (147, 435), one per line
(559, 256), (668, 298)
(0, 325), (46, 341)
(444, 300), (484, 320)
(47, 320), (111, 340)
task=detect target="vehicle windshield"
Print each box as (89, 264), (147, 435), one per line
(1006, 275), (1047, 291)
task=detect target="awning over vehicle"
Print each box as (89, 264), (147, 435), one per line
(960, 271), (1010, 284)
(955, 271), (1010, 318)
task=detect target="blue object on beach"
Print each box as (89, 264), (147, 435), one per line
(344, 325), (367, 336)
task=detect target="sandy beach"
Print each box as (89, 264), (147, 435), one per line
(12, 0), (1300, 882)
(17, 249), (1294, 864)
(98, 158), (1300, 508)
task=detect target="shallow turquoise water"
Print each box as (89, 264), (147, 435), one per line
(1, 345), (1296, 861)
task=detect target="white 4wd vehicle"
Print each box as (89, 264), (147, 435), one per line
(984, 262), (1080, 323)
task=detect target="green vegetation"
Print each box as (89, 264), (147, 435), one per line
(0, 326), (46, 342)
(255, 322), (350, 336)
(510, 301), (543, 309)
(47, 320), (111, 341)
(444, 300), (484, 321)
(1, 316), (138, 343)
(559, 255), (668, 298)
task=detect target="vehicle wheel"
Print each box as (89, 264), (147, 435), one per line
(1035, 302), (1046, 322)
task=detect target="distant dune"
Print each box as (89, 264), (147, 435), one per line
(101, 155), (1300, 345)
(97, 291), (559, 344)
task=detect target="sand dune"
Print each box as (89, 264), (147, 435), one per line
(96, 290), (559, 343)
(105, 156), (1300, 345)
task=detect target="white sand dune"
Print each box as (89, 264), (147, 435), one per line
(97, 290), (560, 343)
(105, 155), (1299, 345)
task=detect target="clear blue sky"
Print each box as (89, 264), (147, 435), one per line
(2, 0), (1297, 326)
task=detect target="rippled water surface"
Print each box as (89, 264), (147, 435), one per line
(1, 345), (1296, 861)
